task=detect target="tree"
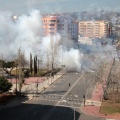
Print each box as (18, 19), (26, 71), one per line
(16, 48), (27, 69)
(30, 53), (33, 74)
(16, 48), (26, 95)
(0, 76), (12, 93)
(94, 61), (110, 99)
(0, 60), (4, 68)
(34, 55), (37, 76)
(3, 61), (16, 74)
(106, 61), (120, 102)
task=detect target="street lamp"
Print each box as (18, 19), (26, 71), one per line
(36, 77), (39, 95)
(61, 100), (75, 120)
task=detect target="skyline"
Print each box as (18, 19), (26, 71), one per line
(0, 0), (120, 14)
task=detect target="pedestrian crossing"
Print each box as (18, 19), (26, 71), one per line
(106, 119), (117, 120)
(32, 95), (82, 105)
(35, 95), (82, 101)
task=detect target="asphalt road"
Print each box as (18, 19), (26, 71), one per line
(0, 72), (105, 120)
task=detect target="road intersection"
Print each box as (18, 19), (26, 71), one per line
(0, 72), (106, 120)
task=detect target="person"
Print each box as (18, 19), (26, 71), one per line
(69, 83), (70, 86)
(36, 83), (38, 87)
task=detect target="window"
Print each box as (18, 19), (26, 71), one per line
(57, 20), (60, 23)
(49, 28), (54, 30)
(50, 20), (56, 22)
(49, 24), (54, 26)
(50, 32), (54, 34)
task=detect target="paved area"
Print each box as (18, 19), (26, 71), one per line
(8, 72), (64, 94)
(82, 83), (120, 120)
(81, 61), (120, 120)
(0, 71), (64, 110)
(0, 72), (105, 120)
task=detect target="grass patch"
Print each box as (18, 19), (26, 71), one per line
(100, 101), (120, 115)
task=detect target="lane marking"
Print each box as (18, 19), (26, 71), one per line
(56, 73), (84, 106)
(33, 111), (37, 115)
(57, 105), (80, 109)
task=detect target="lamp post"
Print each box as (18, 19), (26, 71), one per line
(61, 100), (75, 120)
(36, 77), (39, 95)
(83, 76), (86, 106)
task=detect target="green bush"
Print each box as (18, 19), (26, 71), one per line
(0, 76), (12, 93)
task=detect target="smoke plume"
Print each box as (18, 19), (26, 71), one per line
(0, 9), (82, 72)
(0, 9), (116, 72)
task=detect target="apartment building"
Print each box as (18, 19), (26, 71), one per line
(42, 15), (58, 36)
(68, 20), (78, 41)
(78, 21), (111, 38)
(42, 14), (78, 41)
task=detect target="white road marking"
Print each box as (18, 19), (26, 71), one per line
(57, 105), (80, 109)
(106, 119), (116, 120)
(33, 111), (37, 115)
(56, 74), (84, 106)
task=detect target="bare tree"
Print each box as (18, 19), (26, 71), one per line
(107, 61), (120, 102)
(94, 60), (111, 100)
(16, 48), (26, 95)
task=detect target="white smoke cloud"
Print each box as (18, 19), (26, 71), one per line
(0, 9), (115, 72)
(0, 10), (43, 60)
(62, 48), (82, 72)
(0, 9), (82, 72)
(37, 34), (83, 72)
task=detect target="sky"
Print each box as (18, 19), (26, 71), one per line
(0, 0), (120, 14)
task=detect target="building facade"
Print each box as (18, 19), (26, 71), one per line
(78, 21), (111, 38)
(42, 15), (58, 36)
(42, 14), (78, 41)
(68, 20), (78, 42)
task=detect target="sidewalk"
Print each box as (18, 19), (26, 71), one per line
(81, 82), (120, 120)
(0, 71), (65, 110)
(81, 61), (120, 120)
(21, 71), (64, 94)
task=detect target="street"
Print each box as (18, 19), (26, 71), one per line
(0, 72), (105, 120)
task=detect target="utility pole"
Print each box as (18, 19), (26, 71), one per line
(51, 35), (54, 83)
(83, 77), (86, 106)
(15, 65), (18, 92)
(83, 94), (86, 106)
(19, 53), (22, 96)
(36, 78), (39, 95)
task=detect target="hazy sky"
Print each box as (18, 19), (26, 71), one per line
(0, 0), (120, 14)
